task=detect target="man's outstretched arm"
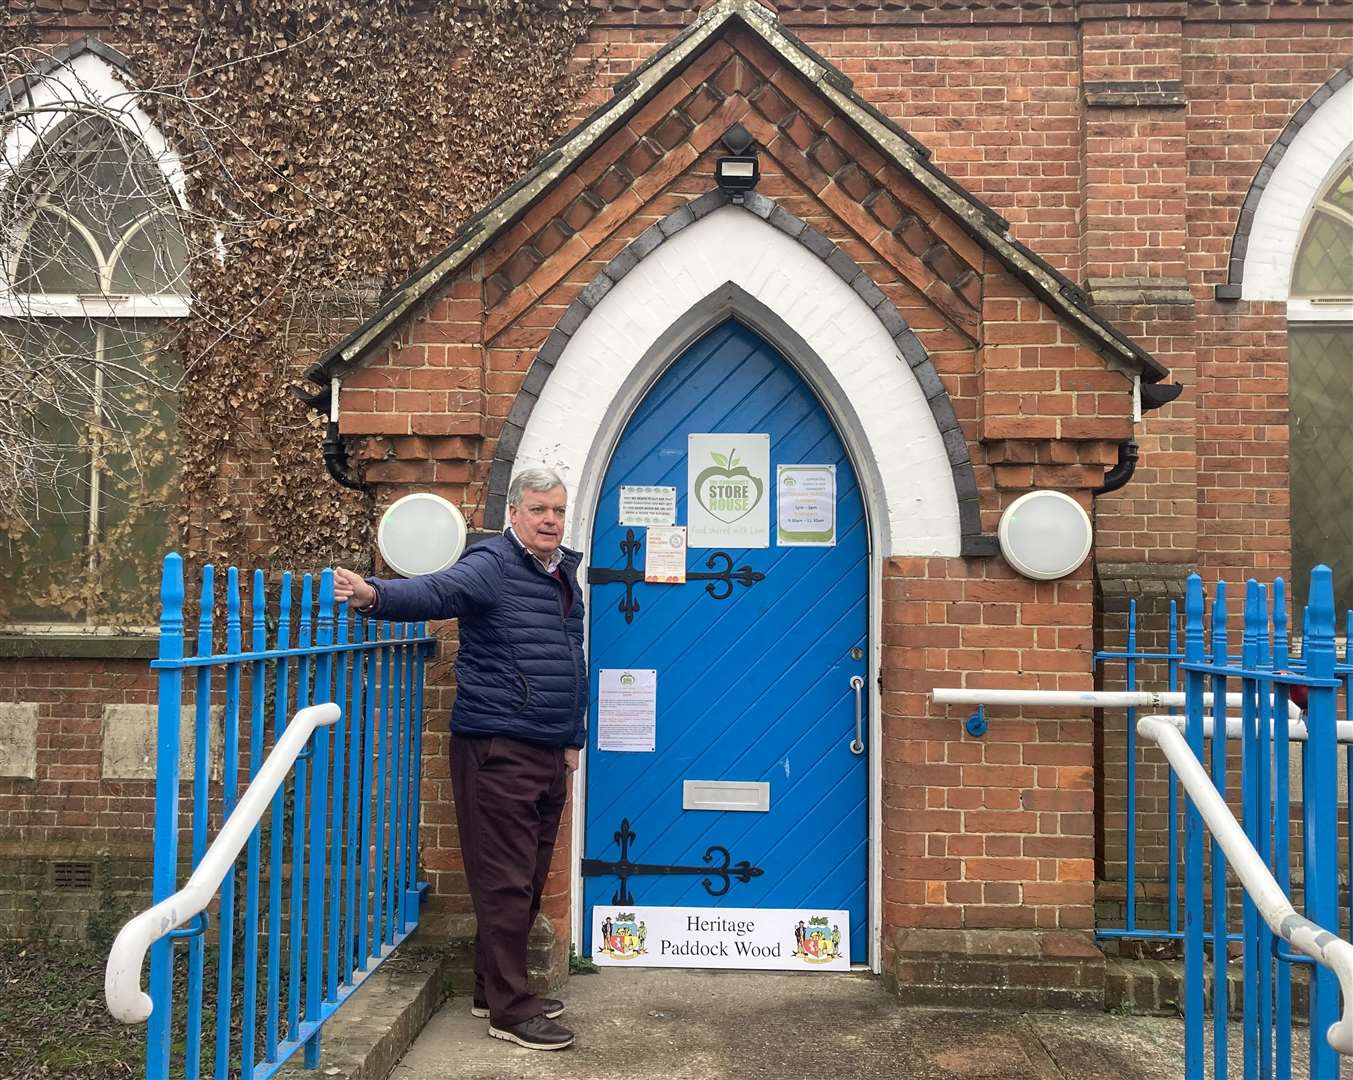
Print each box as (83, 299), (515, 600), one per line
(332, 555), (499, 622)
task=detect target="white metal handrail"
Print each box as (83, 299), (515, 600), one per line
(104, 702), (341, 1024)
(1147, 712), (1353, 744)
(1138, 714), (1353, 1056)
(933, 687), (1304, 721)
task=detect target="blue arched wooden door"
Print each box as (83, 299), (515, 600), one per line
(582, 318), (870, 963)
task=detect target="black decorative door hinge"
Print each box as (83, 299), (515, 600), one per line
(581, 818), (764, 906)
(587, 529), (765, 624)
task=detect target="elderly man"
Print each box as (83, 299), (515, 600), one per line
(333, 467), (585, 1051)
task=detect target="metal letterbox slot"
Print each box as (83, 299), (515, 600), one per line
(682, 779), (770, 812)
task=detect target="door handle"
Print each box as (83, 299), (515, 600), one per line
(849, 675), (865, 755)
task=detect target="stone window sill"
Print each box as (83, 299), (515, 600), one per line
(0, 629), (158, 660)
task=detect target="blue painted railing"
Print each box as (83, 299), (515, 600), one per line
(1095, 586), (1353, 949)
(139, 554), (435, 1080)
(1137, 567), (1352, 1079)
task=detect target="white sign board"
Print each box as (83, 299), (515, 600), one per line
(777, 464), (836, 546)
(619, 485), (676, 527)
(687, 434), (770, 549)
(596, 669), (657, 752)
(591, 906), (850, 971)
(644, 526), (687, 584)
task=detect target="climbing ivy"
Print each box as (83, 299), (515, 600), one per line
(0, 0), (597, 625)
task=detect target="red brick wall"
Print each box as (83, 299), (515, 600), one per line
(979, 268), (1134, 452)
(1079, 14), (1189, 284)
(563, 6), (1352, 590)
(880, 554), (1098, 970)
(1183, 16), (1352, 589)
(0, 658), (158, 937)
(0, 659), (157, 845)
(1092, 301), (1199, 564)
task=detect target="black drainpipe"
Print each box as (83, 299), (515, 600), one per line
(289, 379), (373, 493)
(1093, 381), (1183, 495)
(1093, 439), (1139, 496)
(323, 418), (370, 492)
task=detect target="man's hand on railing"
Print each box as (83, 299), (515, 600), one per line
(333, 568), (376, 611)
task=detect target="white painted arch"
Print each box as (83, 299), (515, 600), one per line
(1243, 76), (1353, 303)
(514, 204), (963, 560)
(2, 46), (189, 212)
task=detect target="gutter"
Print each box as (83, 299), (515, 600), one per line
(1093, 380), (1184, 496)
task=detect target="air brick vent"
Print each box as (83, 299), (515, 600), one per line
(53, 862), (95, 890)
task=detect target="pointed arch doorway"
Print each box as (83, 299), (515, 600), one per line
(581, 316), (871, 964)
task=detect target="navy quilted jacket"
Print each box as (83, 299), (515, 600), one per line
(365, 532), (587, 749)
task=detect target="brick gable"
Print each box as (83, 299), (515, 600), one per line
(327, 4), (1164, 969)
(337, 19), (1149, 534)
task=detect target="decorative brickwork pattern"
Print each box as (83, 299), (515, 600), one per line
(341, 25), (1144, 537)
(479, 189), (989, 552)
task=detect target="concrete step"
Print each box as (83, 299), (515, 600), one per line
(1105, 955), (1311, 1018)
(891, 929), (1106, 1011)
(395, 968), (1237, 1079)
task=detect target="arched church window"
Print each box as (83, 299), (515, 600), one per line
(10, 115), (187, 299)
(1289, 158), (1353, 615)
(1, 51), (187, 628)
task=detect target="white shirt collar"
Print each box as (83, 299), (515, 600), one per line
(507, 527), (565, 574)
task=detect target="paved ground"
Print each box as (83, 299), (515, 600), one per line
(392, 969), (1311, 1079)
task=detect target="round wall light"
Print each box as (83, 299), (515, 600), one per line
(997, 489), (1093, 581)
(377, 493), (468, 578)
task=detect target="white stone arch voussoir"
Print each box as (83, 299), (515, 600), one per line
(1232, 65), (1353, 303)
(494, 197), (978, 560)
(2, 39), (190, 213)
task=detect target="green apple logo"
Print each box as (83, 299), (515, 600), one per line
(694, 449), (765, 524)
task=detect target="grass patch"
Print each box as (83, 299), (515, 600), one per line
(0, 942), (143, 1079)
(38, 1037), (135, 1069)
(568, 945), (599, 975)
(0, 940), (250, 1080)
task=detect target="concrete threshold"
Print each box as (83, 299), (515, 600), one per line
(385, 967), (1314, 1080)
(279, 960), (1315, 1080)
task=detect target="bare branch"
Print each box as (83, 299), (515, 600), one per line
(0, 41), (271, 527)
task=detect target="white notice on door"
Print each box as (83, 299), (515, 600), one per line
(619, 486), (677, 527)
(644, 526), (687, 583)
(777, 464), (836, 546)
(597, 669), (657, 752)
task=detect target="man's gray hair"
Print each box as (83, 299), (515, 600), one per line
(507, 467), (566, 507)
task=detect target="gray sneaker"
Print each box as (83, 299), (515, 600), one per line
(488, 1013), (575, 1051)
(472, 997), (563, 1019)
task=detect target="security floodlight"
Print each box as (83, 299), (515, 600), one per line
(716, 155), (760, 202)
